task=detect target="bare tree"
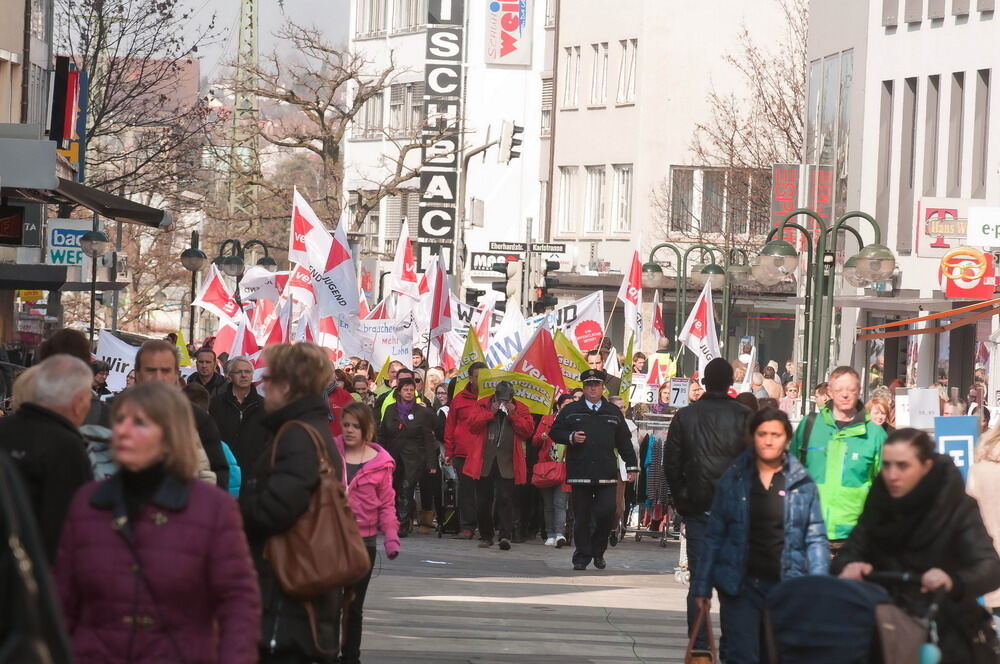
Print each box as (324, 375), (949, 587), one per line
(213, 22), (461, 244)
(650, 0), (807, 263)
(57, 0), (222, 199)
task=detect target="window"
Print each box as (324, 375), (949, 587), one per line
(541, 78), (553, 136)
(562, 46), (580, 107)
(383, 191), (420, 253)
(392, 0), (424, 31)
(545, 0), (556, 26)
(356, 0), (386, 37)
(898, 77), (917, 254)
(701, 170), (725, 233)
(670, 168), (694, 232)
(726, 170), (750, 234)
(388, 82), (423, 136)
(617, 39), (637, 103)
(557, 167), (577, 234)
(904, 0), (922, 23)
(750, 171), (771, 235)
(590, 43), (608, 105)
(972, 69), (990, 198)
(355, 92), (384, 138)
(584, 166), (606, 233)
(610, 165), (632, 232)
(923, 75), (940, 196)
(875, 80), (894, 238)
(947, 72), (965, 198)
(882, 0), (898, 26)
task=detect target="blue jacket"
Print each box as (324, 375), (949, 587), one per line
(692, 450), (829, 597)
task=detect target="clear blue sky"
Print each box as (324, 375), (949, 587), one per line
(196, 0), (350, 83)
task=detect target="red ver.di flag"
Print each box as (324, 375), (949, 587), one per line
(289, 188), (331, 266)
(617, 246), (643, 338)
(678, 281), (721, 378)
(193, 264), (241, 323)
(306, 217), (360, 317)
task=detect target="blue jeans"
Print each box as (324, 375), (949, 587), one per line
(719, 576), (777, 664)
(541, 486), (568, 537)
(684, 513), (711, 650)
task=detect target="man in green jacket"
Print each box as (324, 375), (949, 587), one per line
(790, 366), (887, 546)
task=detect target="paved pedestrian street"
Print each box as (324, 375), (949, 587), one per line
(362, 533), (709, 663)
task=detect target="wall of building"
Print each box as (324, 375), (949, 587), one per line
(0, 0), (25, 124)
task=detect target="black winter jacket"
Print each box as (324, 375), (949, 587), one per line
(549, 398), (639, 484)
(192, 403), (229, 491)
(240, 394), (342, 661)
(187, 371), (229, 398)
(833, 455), (1000, 662)
(210, 386), (268, 490)
(0, 403), (93, 561)
(663, 391), (751, 516)
(379, 401), (439, 469)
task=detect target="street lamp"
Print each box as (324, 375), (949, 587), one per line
(758, 239), (801, 279)
(181, 230), (208, 343)
(81, 229), (111, 343)
(215, 238), (275, 306)
(852, 243), (896, 283)
(699, 262), (726, 289)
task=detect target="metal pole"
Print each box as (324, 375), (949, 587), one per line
(111, 220), (122, 331)
(522, 217), (533, 314)
(88, 211), (99, 343)
(189, 269), (197, 342)
(678, 244), (721, 375)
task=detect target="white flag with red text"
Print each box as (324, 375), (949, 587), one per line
(305, 218), (360, 316)
(390, 220), (420, 300)
(428, 253), (453, 340)
(289, 188), (330, 266)
(651, 289), (666, 338)
(193, 265), (241, 323)
(678, 281), (721, 377)
(617, 246), (643, 339)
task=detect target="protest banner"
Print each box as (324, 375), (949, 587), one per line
(478, 369), (556, 416)
(552, 329), (589, 391)
(95, 330), (140, 392)
(453, 329), (488, 394)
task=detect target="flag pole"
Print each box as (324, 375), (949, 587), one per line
(600, 297), (619, 353)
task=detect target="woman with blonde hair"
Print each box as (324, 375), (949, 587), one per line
(969, 422), (1000, 617)
(865, 396), (894, 434)
(240, 342), (344, 662)
(54, 382), (261, 663)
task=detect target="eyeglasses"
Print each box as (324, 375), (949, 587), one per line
(230, 370), (252, 376)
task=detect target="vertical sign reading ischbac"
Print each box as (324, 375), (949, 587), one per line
(419, 0), (465, 272)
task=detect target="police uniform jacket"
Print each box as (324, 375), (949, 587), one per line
(549, 398), (639, 484)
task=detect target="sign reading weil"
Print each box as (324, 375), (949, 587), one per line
(46, 218), (93, 266)
(485, 0), (532, 66)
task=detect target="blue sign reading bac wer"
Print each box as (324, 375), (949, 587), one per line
(51, 227), (86, 247)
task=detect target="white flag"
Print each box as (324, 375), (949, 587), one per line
(678, 281), (721, 378)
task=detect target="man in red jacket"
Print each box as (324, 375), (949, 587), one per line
(444, 361), (488, 539)
(462, 381), (535, 550)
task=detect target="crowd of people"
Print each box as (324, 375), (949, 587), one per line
(2, 328), (1000, 663)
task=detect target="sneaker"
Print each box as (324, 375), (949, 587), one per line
(555, 535), (567, 549)
(573, 562), (588, 571)
(498, 538), (511, 551)
(609, 531), (619, 547)
(453, 529), (475, 540)
(544, 537), (556, 547)
(478, 539), (494, 548)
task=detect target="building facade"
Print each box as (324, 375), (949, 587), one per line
(808, 0), (999, 396)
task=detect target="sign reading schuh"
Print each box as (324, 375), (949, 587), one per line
(418, 0), (466, 271)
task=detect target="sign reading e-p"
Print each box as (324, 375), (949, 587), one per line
(966, 207), (1000, 248)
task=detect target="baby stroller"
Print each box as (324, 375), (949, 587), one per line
(436, 456), (459, 537)
(766, 573), (943, 664)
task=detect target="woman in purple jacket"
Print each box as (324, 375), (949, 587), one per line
(337, 401), (399, 664)
(54, 382), (261, 664)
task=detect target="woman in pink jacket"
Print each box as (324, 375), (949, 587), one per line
(338, 401), (399, 664)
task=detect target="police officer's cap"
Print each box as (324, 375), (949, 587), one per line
(580, 369), (607, 384)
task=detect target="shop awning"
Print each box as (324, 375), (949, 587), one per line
(857, 298), (1000, 340)
(2, 178), (173, 229)
(0, 263), (67, 290)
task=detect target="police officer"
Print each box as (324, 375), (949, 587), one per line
(550, 369), (639, 570)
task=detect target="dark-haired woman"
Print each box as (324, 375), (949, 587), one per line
(379, 378), (438, 538)
(692, 408), (828, 663)
(834, 428), (1000, 662)
(532, 393), (575, 548)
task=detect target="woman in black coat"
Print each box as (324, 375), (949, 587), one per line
(834, 428), (1000, 663)
(241, 343), (343, 663)
(379, 378), (438, 537)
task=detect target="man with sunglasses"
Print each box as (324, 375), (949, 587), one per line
(210, 356), (267, 492)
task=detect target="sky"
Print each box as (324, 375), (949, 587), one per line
(194, 0), (350, 84)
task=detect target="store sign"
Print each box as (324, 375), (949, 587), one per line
(0, 205), (24, 246)
(485, 0), (532, 66)
(471, 251), (519, 274)
(916, 202), (969, 257)
(770, 164), (800, 244)
(418, 0), (465, 271)
(46, 219), (93, 266)
(939, 246), (995, 299)
(935, 416), (979, 484)
(965, 207), (1000, 248)
(18, 290), (44, 302)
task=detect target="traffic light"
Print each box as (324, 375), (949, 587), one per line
(531, 259), (560, 313)
(491, 258), (522, 312)
(465, 288), (485, 307)
(497, 120), (523, 163)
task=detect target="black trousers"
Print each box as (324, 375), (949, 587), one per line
(476, 463), (514, 541)
(453, 457), (478, 531)
(418, 468), (441, 511)
(571, 483), (617, 566)
(339, 544), (377, 663)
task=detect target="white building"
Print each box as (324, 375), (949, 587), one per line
(808, 0), (1000, 395)
(344, 0), (549, 302)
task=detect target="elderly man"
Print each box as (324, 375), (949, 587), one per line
(210, 356), (267, 492)
(0, 355), (94, 561)
(550, 369), (639, 571)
